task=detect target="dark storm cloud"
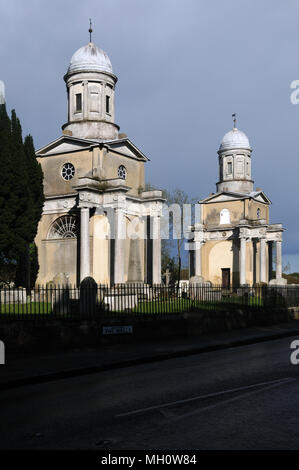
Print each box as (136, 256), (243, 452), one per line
(0, 0), (298, 266)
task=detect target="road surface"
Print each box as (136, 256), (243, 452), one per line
(0, 336), (298, 449)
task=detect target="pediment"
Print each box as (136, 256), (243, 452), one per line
(201, 190), (271, 205)
(253, 193), (271, 204)
(105, 139), (149, 162)
(36, 136), (149, 162)
(36, 136), (96, 157)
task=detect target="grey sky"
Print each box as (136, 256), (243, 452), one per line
(1, 0), (298, 269)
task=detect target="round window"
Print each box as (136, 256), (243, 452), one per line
(118, 165), (126, 179)
(61, 163), (75, 181)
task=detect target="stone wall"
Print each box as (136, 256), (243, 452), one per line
(0, 305), (289, 353)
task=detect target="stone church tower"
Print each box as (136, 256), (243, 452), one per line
(35, 35), (163, 286)
(188, 122), (286, 287)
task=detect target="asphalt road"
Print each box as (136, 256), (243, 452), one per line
(0, 336), (299, 450)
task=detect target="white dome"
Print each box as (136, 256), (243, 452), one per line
(67, 42), (113, 75)
(219, 127), (251, 151)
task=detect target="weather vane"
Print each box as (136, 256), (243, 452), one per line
(89, 19), (93, 42)
(232, 113), (237, 128)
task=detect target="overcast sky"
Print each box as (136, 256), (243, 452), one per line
(1, 0), (299, 270)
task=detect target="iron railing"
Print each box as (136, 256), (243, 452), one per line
(0, 283), (296, 320)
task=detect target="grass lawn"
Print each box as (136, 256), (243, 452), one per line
(133, 294), (264, 313)
(0, 302), (52, 314)
(133, 298), (193, 314)
(0, 294), (265, 315)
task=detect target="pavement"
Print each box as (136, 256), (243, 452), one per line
(1, 320), (299, 390)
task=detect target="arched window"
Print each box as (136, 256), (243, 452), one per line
(220, 208), (230, 225)
(48, 215), (78, 239)
(257, 208), (261, 219)
(118, 165), (126, 179)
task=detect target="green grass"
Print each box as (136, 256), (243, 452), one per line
(132, 294), (264, 314)
(0, 302), (52, 314)
(0, 294), (265, 316)
(133, 299), (193, 314)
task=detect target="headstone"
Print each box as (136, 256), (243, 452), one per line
(189, 275), (205, 285)
(269, 278), (287, 286)
(53, 272), (69, 286)
(104, 294), (138, 311)
(165, 269), (171, 286)
(0, 288), (27, 305)
(80, 277), (97, 315)
(51, 273), (70, 314)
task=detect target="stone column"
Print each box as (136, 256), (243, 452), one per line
(260, 237), (267, 283)
(152, 215), (161, 284)
(80, 207), (90, 281)
(188, 248), (195, 278)
(268, 241), (273, 281)
(194, 241), (202, 277)
(239, 237), (246, 285)
(276, 240), (282, 280)
(114, 207), (125, 284)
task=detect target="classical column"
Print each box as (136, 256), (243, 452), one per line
(260, 237), (267, 283)
(268, 241), (273, 281)
(276, 240), (282, 280)
(194, 241), (202, 277)
(80, 207), (90, 281)
(114, 207), (125, 284)
(152, 215), (161, 284)
(188, 248), (195, 278)
(239, 237), (246, 285)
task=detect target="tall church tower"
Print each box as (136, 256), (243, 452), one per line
(34, 28), (164, 287)
(188, 119), (285, 287)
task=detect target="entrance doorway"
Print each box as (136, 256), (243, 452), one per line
(221, 268), (230, 288)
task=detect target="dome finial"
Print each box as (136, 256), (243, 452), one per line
(89, 18), (93, 43)
(232, 113), (237, 129)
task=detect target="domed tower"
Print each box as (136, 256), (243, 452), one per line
(188, 115), (285, 287)
(217, 120), (253, 194)
(35, 25), (164, 288)
(62, 36), (119, 140)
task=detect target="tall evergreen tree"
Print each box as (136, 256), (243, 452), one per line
(15, 134), (44, 289)
(0, 103), (16, 273)
(0, 105), (44, 288)
(24, 134), (44, 236)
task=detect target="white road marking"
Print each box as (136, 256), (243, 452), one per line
(116, 377), (295, 418)
(162, 377), (296, 424)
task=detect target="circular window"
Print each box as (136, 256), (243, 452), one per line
(61, 163), (75, 181)
(118, 165), (126, 179)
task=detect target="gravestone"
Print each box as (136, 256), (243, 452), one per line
(80, 277), (97, 315)
(51, 273), (70, 314)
